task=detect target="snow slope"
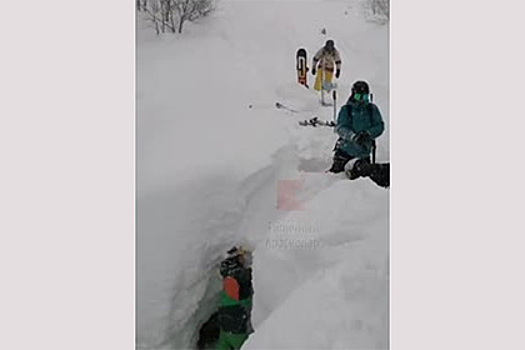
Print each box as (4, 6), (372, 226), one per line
(245, 178), (388, 349)
(137, 0), (389, 348)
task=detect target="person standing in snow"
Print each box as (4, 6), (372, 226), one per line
(216, 246), (254, 350)
(328, 80), (385, 174)
(311, 39), (342, 91)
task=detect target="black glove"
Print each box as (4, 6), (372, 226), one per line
(353, 131), (371, 146)
(335, 68), (340, 78)
(311, 67), (316, 75)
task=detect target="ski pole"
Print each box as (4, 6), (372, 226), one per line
(320, 67), (325, 105)
(332, 90), (337, 123)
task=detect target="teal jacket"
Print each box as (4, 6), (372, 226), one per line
(335, 99), (385, 158)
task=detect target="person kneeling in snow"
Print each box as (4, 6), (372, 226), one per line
(328, 80), (385, 175)
(217, 246), (254, 350)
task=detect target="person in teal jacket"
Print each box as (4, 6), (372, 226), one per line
(328, 80), (385, 174)
(216, 246), (253, 350)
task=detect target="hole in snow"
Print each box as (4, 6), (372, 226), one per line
(197, 311), (219, 350)
(195, 249), (255, 350)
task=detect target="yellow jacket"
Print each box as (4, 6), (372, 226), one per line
(312, 47), (342, 71)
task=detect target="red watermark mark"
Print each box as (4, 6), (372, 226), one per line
(276, 178), (305, 211)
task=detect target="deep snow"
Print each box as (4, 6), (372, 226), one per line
(137, 0), (389, 348)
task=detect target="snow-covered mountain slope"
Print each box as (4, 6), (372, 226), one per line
(245, 178), (389, 349)
(137, 0), (389, 348)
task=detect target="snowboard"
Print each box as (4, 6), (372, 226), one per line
(296, 48), (308, 88)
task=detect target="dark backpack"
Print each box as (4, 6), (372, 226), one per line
(220, 257), (253, 300)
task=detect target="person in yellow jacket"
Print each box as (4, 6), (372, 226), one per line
(311, 39), (342, 91)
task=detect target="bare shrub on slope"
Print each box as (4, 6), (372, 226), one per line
(141, 0), (215, 35)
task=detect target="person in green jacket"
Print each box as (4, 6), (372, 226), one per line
(328, 80), (385, 175)
(216, 246), (254, 350)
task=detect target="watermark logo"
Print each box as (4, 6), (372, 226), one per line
(265, 237), (321, 250)
(265, 220), (322, 250)
(276, 179), (305, 211)
(268, 220), (320, 234)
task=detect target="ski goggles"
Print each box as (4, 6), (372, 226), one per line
(354, 93), (369, 102)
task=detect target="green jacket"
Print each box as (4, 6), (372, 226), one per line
(218, 267), (253, 334)
(335, 99), (385, 158)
